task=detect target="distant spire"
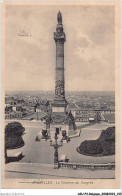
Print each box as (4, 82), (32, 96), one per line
(57, 11), (62, 24)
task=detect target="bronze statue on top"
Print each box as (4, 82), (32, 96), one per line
(57, 11), (62, 24)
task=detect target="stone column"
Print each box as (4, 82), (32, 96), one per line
(52, 11), (67, 111)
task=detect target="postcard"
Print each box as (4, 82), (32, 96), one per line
(1, 1), (120, 189)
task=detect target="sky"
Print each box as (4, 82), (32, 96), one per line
(5, 5), (115, 92)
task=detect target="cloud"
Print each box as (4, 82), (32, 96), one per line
(76, 30), (93, 48)
(5, 5), (115, 91)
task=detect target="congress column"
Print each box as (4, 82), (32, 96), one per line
(52, 11), (67, 113)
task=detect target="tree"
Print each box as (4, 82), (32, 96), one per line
(5, 122), (25, 163)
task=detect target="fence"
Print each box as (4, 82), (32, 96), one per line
(58, 162), (115, 170)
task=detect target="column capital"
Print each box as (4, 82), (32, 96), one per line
(54, 32), (66, 42)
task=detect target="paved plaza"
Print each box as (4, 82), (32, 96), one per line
(6, 120), (115, 165)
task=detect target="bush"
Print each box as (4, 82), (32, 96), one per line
(79, 140), (103, 155)
(5, 122), (24, 136)
(77, 126), (115, 156)
(100, 126), (115, 141)
(5, 122), (25, 150)
(5, 135), (25, 149)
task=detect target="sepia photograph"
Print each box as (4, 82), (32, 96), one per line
(1, 1), (120, 189)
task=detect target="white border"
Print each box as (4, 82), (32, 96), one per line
(0, 0), (121, 195)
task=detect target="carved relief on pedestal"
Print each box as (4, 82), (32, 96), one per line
(52, 115), (65, 124)
(55, 80), (64, 97)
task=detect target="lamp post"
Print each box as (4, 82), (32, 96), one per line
(50, 132), (63, 168)
(35, 128), (68, 169)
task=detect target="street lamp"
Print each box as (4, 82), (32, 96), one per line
(50, 132), (63, 168)
(35, 127), (70, 169)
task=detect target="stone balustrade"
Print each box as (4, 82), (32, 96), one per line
(58, 162), (115, 170)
